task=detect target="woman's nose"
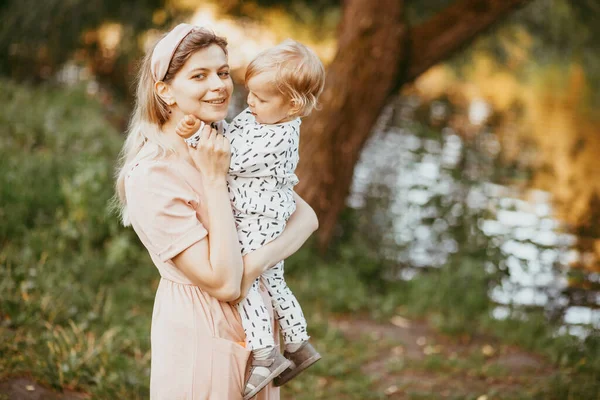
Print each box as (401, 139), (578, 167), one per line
(209, 74), (226, 91)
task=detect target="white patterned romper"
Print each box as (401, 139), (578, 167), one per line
(223, 108), (310, 349)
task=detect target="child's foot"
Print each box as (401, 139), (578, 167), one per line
(243, 347), (291, 400)
(175, 115), (204, 147)
(273, 341), (321, 387)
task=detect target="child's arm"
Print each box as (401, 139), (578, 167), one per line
(175, 115), (206, 148)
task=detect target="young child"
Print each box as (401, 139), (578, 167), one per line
(176, 39), (325, 399)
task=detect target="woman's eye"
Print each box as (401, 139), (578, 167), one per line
(193, 74), (206, 79)
(218, 71), (230, 78)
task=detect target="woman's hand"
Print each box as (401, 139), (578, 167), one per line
(186, 122), (231, 183)
(232, 251), (266, 303)
(233, 260), (257, 303)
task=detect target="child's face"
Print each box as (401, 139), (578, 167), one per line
(246, 71), (294, 124)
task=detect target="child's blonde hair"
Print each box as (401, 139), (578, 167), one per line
(114, 28), (228, 225)
(245, 39), (325, 117)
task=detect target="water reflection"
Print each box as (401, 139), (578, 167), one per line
(350, 94), (599, 336)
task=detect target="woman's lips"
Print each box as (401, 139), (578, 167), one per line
(203, 98), (226, 105)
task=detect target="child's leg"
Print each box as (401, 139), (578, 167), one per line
(261, 261), (309, 345)
(238, 277), (291, 400)
(236, 278), (275, 350)
(262, 261), (320, 387)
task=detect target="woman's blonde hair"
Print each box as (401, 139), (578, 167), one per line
(114, 28), (228, 225)
(245, 39), (325, 118)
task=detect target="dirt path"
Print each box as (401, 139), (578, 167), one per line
(0, 316), (556, 400)
(331, 316), (556, 399)
(0, 378), (87, 400)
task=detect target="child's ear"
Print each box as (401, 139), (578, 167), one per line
(289, 99), (301, 116)
(155, 81), (176, 106)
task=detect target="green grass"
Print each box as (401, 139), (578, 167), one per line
(0, 79), (598, 399)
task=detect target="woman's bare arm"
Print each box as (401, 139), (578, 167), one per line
(172, 179), (243, 301)
(235, 192), (319, 302)
(172, 124), (244, 301)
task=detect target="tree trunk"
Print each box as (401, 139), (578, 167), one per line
(294, 0), (407, 249)
(295, 0), (531, 250)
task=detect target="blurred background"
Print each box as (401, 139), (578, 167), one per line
(0, 0), (599, 399)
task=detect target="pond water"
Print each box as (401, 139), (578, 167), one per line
(349, 90), (599, 337)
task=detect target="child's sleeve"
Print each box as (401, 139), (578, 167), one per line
(125, 161), (208, 262)
(184, 119), (228, 148)
(183, 121), (206, 148)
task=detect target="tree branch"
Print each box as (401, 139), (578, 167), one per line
(404, 0), (532, 83)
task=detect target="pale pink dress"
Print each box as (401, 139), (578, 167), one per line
(125, 145), (280, 400)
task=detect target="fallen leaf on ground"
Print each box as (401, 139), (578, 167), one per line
(392, 346), (404, 356)
(482, 344), (495, 357)
(424, 345), (443, 355)
(384, 385), (400, 395)
(390, 315), (411, 328)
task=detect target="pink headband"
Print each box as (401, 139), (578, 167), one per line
(151, 23), (198, 82)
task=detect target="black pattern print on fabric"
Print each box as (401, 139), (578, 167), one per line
(222, 108), (309, 350)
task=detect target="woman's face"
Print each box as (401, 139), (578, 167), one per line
(168, 44), (233, 123)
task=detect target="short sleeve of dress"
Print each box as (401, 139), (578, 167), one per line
(125, 160), (208, 262)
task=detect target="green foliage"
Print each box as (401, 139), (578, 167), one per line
(0, 79), (154, 397)
(450, 0), (600, 104)
(0, 0), (166, 82)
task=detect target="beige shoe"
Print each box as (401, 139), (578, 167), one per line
(274, 341), (322, 386)
(243, 347), (291, 400)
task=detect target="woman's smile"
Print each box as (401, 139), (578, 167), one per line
(203, 98), (227, 105)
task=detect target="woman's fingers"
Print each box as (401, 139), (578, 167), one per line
(204, 125), (215, 141)
(196, 123), (212, 147)
(196, 127), (230, 156)
(213, 131), (230, 155)
(188, 124), (230, 179)
(220, 134), (231, 154)
(202, 127), (220, 148)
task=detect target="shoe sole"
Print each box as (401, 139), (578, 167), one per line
(243, 359), (292, 400)
(274, 353), (322, 387)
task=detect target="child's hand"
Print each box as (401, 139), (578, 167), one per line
(176, 114), (202, 139)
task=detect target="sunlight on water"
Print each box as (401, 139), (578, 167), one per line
(349, 67), (600, 334)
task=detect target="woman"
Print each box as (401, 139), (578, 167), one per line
(114, 24), (318, 399)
